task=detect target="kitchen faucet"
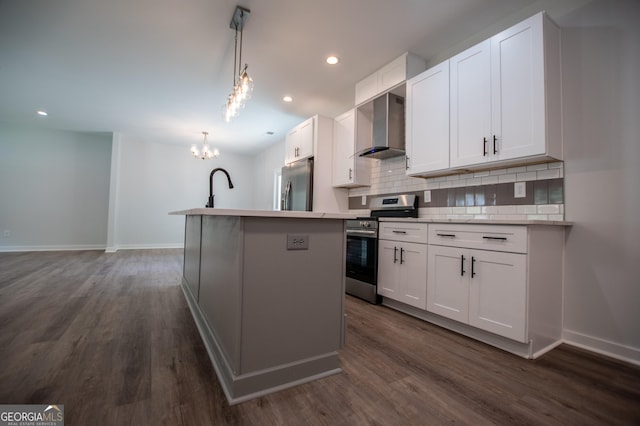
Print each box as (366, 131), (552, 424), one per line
(207, 168), (234, 208)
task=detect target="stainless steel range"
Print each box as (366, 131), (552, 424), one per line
(345, 194), (418, 304)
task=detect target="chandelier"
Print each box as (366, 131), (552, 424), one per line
(224, 6), (253, 122)
(191, 131), (219, 160)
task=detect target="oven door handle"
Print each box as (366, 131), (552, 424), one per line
(346, 229), (377, 237)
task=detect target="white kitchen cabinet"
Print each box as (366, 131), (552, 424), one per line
(377, 222), (428, 309)
(449, 12), (561, 169)
(285, 117), (314, 164)
(332, 109), (370, 187)
(405, 60), (450, 175)
(355, 52), (426, 106)
(427, 223), (563, 348)
(427, 244), (526, 342)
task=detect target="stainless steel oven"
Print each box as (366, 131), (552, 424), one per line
(345, 194), (419, 304)
(345, 218), (380, 304)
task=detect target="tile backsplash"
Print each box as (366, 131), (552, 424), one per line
(348, 157), (564, 221)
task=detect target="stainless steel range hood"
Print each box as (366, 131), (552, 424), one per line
(356, 92), (405, 160)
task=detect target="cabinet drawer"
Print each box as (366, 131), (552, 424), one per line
(428, 224), (527, 254)
(379, 222), (428, 244)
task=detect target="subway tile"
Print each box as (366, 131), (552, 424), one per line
(548, 161), (563, 169)
(465, 177), (483, 186)
(481, 206), (499, 214)
(526, 163), (549, 172)
(455, 187), (466, 207)
(473, 215), (490, 220)
(498, 174), (517, 183)
(516, 171), (538, 181)
(446, 174), (461, 181)
(439, 181), (455, 189)
(498, 205), (517, 214)
(474, 171), (491, 178)
(481, 175), (499, 185)
(490, 168), (508, 175)
(516, 205), (537, 214)
(537, 169), (560, 180)
(537, 204), (560, 214)
(527, 214), (549, 221)
(452, 207), (467, 214)
(534, 181), (549, 204)
(465, 187), (475, 206)
(549, 214), (565, 221)
(466, 206), (481, 214)
(507, 166), (527, 173)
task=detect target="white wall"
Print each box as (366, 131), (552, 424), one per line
(111, 134), (255, 249)
(558, 0), (640, 363)
(0, 124), (112, 250)
(251, 140), (285, 210)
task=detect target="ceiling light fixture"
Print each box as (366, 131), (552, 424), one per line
(326, 56), (339, 65)
(36, 110), (48, 116)
(282, 96), (293, 102)
(224, 6), (253, 122)
(191, 131), (219, 160)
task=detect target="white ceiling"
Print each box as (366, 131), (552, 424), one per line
(1, 0), (573, 154)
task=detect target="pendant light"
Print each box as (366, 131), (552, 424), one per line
(224, 6), (253, 122)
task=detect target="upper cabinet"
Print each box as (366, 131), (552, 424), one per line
(406, 60), (450, 175)
(285, 117), (314, 164)
(355, 52), (426, 106)
(450, 12), (562, 169)
(332, 109), (370, 187)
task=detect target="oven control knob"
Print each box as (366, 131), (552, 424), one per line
(360, 221), (370, 228)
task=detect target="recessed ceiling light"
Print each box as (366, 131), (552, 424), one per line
(282, 96), (293, 103)
(36, 110), (48, 116)
(266, 131), (274, 135)
(326, 56), (339, 65)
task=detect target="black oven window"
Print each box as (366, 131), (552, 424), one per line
(346, 235), (377, 285)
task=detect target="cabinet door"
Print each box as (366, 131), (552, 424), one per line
(468, 250), (527, 342)
(377, 240), (401, 300)
(284, 127), (298, 164)
(398, 242), (427, 309)
(296, 117), (315, 160)
(333, 110), (355, 186)
(355, 72), (379, 106)
(406, 60), (450, 175)
(491, 13), (545, 161)
(427, 245), (468, 322)
(450, 39), (492, 168)
(378, 54), (406, 93)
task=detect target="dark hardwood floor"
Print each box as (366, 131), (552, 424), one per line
(1, 249), (638, 425)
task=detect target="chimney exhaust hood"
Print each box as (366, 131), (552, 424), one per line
(356, 92), (405, 160)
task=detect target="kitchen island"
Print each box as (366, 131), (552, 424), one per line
(170, 208), (353, 404)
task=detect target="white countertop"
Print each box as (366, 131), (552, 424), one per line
(169, 208), (355, 220)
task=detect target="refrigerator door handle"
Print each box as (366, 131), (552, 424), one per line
(284, 180), (292, 210)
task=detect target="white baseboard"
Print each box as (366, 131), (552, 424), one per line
(1, 243), (184, 253)
(563, 329), (640, 367)
(0, 244), (106, 252)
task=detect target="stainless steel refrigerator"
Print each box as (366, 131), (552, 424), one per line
(281, 158), (313, 211)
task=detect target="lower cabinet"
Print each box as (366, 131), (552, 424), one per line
(427, 245), (526, 342)
(377, 221), (565, 358)
(377, 223), (428, 309)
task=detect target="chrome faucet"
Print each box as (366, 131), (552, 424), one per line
(207, 168), (234, 208)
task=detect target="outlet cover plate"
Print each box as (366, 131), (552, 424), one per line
(287, 234), (309, 250)
(514, 182), (526, 198)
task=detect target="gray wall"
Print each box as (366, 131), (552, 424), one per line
(558, 0), (640, 361)
(251, 140), (285, 211)
(0, 124), (112, 250)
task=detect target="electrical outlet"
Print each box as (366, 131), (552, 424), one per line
(514, 182), (526, 198)
(2, 230), (9, 238)
(423, 190), (431, 203)
(287, 234), (309, 250)
(361, 195), (367, 206)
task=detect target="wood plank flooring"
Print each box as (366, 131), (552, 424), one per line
(1, 249), (639, 425)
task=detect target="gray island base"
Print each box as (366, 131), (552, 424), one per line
(172, 208), (351, 404)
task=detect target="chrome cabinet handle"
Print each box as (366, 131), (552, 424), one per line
(493, 135), (498, 154)
(400, 247), (405, 264)
(482, 236), (507, 241)
(392, 230), (407, 234)
(471, 256), (476, 278)
(461, 255), (466, 276)
(483, 137), (488, 156)
(393, 246), (398, 263)
(437, 233), (456, 238)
